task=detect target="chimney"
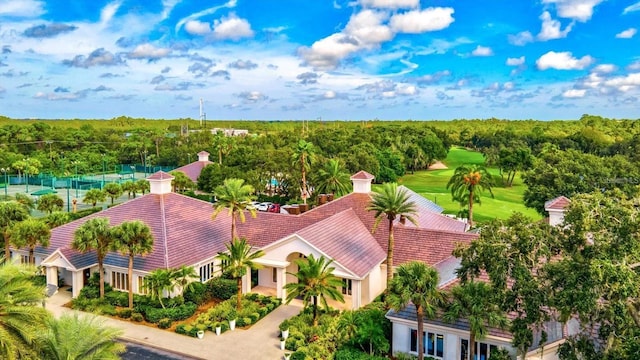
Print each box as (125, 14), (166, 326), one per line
(147, 171), (174, 195)
(197, 151), (210, 162)
(350, 171), (375, 194)
(318, 194), (327, 205)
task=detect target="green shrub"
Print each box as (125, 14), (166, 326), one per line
(183, 281), (209, 305)
(207, 277), (236, 300)
(158, 318), (173, 329)
(144, 303), (197, 323)
(249, 312), (260, 323)
(105, 290), (129, 307)
(335, 348), (388, 360)
(97, 304), (117, 316)
(258, 307), (269, 317)
(291, 351), (306, 360)
(279, 319), (290, 332)
(69, 207), (102, 220)
(266, 303), (275, 311)
(241, 317), (252, 326)
(131, 313), (144, 322)
(117, 309), (132, 318)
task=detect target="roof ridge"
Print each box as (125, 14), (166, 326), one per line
(159, 194), (169, 269)
(395, 225), (478, 237)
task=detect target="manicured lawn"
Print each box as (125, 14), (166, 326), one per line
(398, 146), (541, 224)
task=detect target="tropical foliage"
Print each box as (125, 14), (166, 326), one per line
(212, 178), (256, 240)
(8, 218), (50, 264)
(72, 217), (115, 298)
(216, 237), (264, 310)
(446, 164), (494, 228)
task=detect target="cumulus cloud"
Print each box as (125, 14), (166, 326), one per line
(345, 10), (393, 45)
(296, 72), (319, 85)
(237, 91), (267, 102)
(161, 67), (171, 74)
(188, 62), (213, 77)
(436, 91), (453, 100)
(185, 20), (211, 35)
(1, 69), (29, 77)
(562, 89), (586, 98)
(2, 46), (11, 54)
(228, 59), (258, 70)
(62, 48), (125, 68)
(536, 51), (594, 70)
(100, 72), (123, 78)
(506, 56), (525, 66)
(389, 7), (455, 34)
(541, 0), (604, 21)
(508, 31), (534, 46)
(624, 2), (640, 14)
(471, 82), (517, 97)
(0, 0), (45, 17)
(414, 70), (451, 85)
(53, 87), (69, 93)
(34, 91), (83, 101)
(356, 80), (417, 98)
(212, 13), (254, 40)
(616, 28), (637, 39)
(537, 11), (573, 40)
(360, 0), (419, 9)
(471, 45), (493, 57)
(23, 23), (77, 38)
(127, 44), (171, 60)
(211, 70), (230, 80)
(150, 75), (165, 84)
(175, 94), (193, 101)
(592, 64), (616, 74)
(154, 82), (204, 91)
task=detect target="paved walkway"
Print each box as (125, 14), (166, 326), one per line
(46, 289), (302, 360)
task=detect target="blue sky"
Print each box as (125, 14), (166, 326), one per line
(0, 0), (639, 120)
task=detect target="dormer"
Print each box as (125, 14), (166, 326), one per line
(147, 171), (174, 195)
(545, 196), (571, 227)
(350, 171), (375, 194)
(197, 151), (210, 162)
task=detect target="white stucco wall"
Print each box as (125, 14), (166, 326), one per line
(547, 209), (565, 227)
(257, 267), (277, 288)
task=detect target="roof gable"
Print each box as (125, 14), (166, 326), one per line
(350, 170), (375, 180)
(545, 196), (571, 211)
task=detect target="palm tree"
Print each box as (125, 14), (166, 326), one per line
(284, 254), (344, 326)
(135, 179), (150, 195)
(121, 180), (136, 199)
(443, 281), (508, 360)
(72, 217), (114, 298)
(103, 183), (123, 205)
(43, 211), (70, 229)
(366, 182), (418, 289)
(142, 268), (175, 309)
(0, 259), (49, 360)
(387, 261), (444, 360)
(8, 218), (50, 264)
(38, 313), (125, 360)
(292, 139), (316, 204)
(169, 171), (194, 193)
(171, 265), (198, 293)
(36, 194), (64, 214)
(314, 159), (352, 197)
(83, 189), (106, 208)
(216, 237), (264, 310)
(446, 165), (494, 228)
(0, 201), (29, 262)
(13, 193), (35, 214)
(212, 178), (256, 240)
(111, 220), (154, 308)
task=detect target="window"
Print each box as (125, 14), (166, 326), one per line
(220, 259), (230, 272)
(410, 329), (444, 358)
(200, 261), (215, 282)
(272, 268), (278, 283)
(111, 271), (128, 291)
(21, 255), (29, 264)
(137, 276), (148, 295)
(342, 279), (352, 295)
(460, 339), (500, 360)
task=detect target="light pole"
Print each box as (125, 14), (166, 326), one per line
(24, 158), (29, 193)
(1, 168), (7, 198)
(101, 154), (106, 189)
(73, 161), (79, 198)
(130, 165), (135, 181)
(143, 150), (147, 177)
(66, 178), (70, 212)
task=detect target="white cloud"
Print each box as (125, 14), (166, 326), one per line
(541, 0), (604, 21)
(592, 64), (616, 74)
(536, 51), (594, 70)
(212, 13), (254, 40)
(0, 0), (45, 17)
(360, 0), (419, 9)
(623, 2), (640, 14)
(100, 1), (122, 25)
(175, 0), (237, 33)
(508, 31), (534, 46)
(185, 20), (211, 35)
(389, 7), (455, 34)
(471, 45), (493, 57)
(345, 10), (393, 45)
(299, 33), (361, 70)
(537, 11), (573, 40)
(323, 90), (336, 99)
(396, 84), (417, 95)
(616, 28), (637, 39)
(562, 89), (586, 98)
(603, 73), (640, 91)
(128, 43), (171, 59)
(506, 56), (525, 66)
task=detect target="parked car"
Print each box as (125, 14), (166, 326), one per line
(248, 201), (261, 210)
(256, 202), (273, 211)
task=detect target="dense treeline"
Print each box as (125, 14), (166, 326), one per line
(1, 114), (639, 207)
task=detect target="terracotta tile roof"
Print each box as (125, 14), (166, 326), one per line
(146, 171), (174, 181)
(173, 160), (213, 182)
(545, 196), (571, 210)
(399, 185), (443, 213)
(350, 170), (375, 180)
(296, 209), (386, 278)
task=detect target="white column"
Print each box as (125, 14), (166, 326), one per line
(276, 267), (286, 300)
(46, 266), (58, 286)
(352, 280), (362, 309)
(71, 270), (84, 298)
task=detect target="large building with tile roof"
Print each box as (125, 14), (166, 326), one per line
(171, 151), (213, 183)
(14, 170), (474, 309)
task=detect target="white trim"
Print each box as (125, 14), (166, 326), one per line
(386, 315), (513, 344)
(254, 258), (290, 268)
(41, 249), (77, 271)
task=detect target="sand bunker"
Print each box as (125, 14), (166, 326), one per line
(428, 161), (448, 170)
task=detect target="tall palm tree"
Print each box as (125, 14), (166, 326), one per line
(314, 159), (352, 197)
(14, 193), (35, 214)
(83, 189), (106, 208)
(111, 220), (154, 309)
(212, 178), (256, 240)
(284, 254), (344, 326)
(367, 182), (418, 289)
(292, 139), (316, 204)
(72, 217), (114, 298)
(0, 259), (49, 360)
(443, 281), (508, 360)
(38, 313), (125, 360)
(0, 201), (29, 262)
(217, 237), (264, 310)
(103, 183), (123, 205)
(36, 194), (64, 214)
(446, 164), (494, 228)
(8, 218), (50, 264)
(387, 261), (444, 360)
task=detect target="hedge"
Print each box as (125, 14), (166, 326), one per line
(183, 281), (209, 305)
(207, 277), (236, 300)
(144, 303), (197, 323)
